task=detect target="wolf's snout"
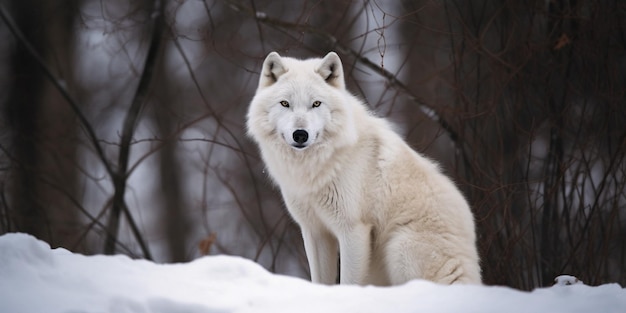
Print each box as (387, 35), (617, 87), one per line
(293, 129), (309, 145)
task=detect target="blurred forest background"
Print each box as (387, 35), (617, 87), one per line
(0, 0), (624, 290)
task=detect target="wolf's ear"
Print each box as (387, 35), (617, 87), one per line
(259, 52), (288, 88)
(316, 52), (345, 89)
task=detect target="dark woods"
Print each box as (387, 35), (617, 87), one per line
(0, 0), (624, 290)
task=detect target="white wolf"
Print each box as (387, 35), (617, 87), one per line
(247, 51), (481, 285)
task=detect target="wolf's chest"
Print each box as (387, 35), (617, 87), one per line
(290, 175), (371, 227)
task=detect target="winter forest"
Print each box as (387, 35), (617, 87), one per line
(0, 0), (624, 291)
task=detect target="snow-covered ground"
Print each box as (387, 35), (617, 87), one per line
(1, 233), (624, 313)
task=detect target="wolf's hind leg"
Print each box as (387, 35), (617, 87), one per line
(385, 235), (480, 285)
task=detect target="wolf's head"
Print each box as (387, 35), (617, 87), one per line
(247, 52), (357, 152)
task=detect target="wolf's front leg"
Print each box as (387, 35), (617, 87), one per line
(301, 228), (338, 284)
(338, 223), (371, 285)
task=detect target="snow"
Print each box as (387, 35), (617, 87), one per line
(0, 233), (624, 313)
(554, 275), (584, 286)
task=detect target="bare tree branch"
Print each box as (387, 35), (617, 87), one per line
(104, 0), (167, 259)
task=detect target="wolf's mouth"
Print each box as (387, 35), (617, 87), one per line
(291, 144), (307, 149)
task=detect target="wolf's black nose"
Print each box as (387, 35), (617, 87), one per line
(293, 130), (309, 144)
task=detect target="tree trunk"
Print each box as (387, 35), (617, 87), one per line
(3, 0), (81, 250)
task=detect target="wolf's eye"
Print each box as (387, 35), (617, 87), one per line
(280, 100), (290, 108)
(312, 100), (322, 108)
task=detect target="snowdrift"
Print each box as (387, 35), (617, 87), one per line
(0, 233), (624, 313)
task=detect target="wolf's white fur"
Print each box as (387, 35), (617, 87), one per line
(247, 52), (481, 285)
